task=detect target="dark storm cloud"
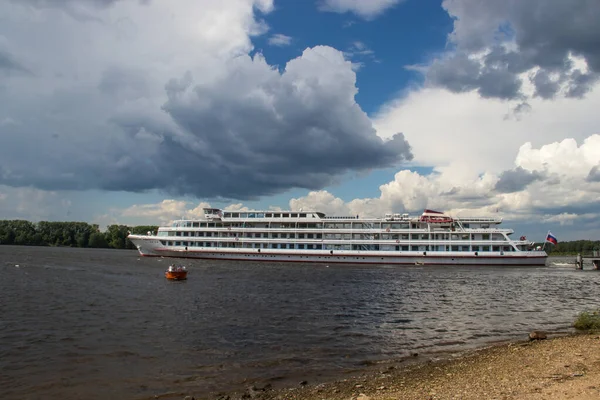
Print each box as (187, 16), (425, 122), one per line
(11, 0), (141, 8)
(0, 50), (31, 75)
(587, 165), (600, 182)
(427, 0), (600, 100)
(0, 47), (413, 200)
(494, 167), (544, 193)
(530, 70), (561, 99)
(144, 49), (413, 199)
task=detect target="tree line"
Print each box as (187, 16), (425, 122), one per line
(0, 220), (158, 249)
(1, 219), (598, 254)
(542, 240), (600, 255)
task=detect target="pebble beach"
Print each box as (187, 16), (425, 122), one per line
(213, 333), (600, 400)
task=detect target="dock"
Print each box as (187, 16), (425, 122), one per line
(575, 251), (600, 270)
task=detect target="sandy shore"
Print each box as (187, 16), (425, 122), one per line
(217, 333), (600, 400)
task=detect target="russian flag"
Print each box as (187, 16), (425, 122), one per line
(546, 232), (558, 245)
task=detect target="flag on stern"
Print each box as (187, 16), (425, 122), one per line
(546, 232), (558, 245)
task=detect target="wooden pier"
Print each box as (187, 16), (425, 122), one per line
(575, 251), (600, 270)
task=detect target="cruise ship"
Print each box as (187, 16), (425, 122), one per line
(128, 208), (547, 266)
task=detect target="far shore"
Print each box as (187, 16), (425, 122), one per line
(188, 332), (600, 400)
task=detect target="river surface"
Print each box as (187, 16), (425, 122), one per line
(1, 246), (598, 399)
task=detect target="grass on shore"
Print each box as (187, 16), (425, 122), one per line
(573, 309), (600, 331)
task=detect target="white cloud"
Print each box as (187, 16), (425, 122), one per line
(318, 0), (404, 20)
(0, 185), (71, 221)
(118, 199), (211, 225)
(268, 33), (292, 47)
(287, 134), (600, 237)
(374, 85), (600, 174)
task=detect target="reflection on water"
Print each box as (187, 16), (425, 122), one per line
(0, 246), (598, 399)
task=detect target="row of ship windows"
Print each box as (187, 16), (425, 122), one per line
(171, 223), (482, 229)
(160, 241), (515, 252)
(166, 231), (503, 240)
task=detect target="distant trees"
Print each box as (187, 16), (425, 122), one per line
(544, 240), (600, 255)
(0, 220), (158, 249)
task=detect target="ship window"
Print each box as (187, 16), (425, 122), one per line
(283, 213), (289, 218)
(493, 246), (500, 252)
(272, 233), (278, 238)
(401, 246), (409, 251)
(298, 244), (305, 249)
(175, 241), (180, 246)
(298, 233), (305, 239)
(183, 232), (188, 237)
(274, 213), (280, 218)
(291, 213), (298, 217)
(266, 213), (272, 217)
(289, 233), (295, 238)
(307, 244), (314, 249)
(192, 222), (199, 227)
(232, 213), (239, 218)
(307, 233), (313, 238)
(299, 213), (306, 217)
(176, 232), (181, 236)
(451, 246), (459, 251)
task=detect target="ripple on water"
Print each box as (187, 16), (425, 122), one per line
(0, 247), (597, 399)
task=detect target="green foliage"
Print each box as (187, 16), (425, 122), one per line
(0, 220), (157, 250)
(573, 309), (600, 331)
(545, 240), (600, 255)
(88, 232), (109, 248)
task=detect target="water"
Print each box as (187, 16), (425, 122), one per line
(1, 246), (598, 399)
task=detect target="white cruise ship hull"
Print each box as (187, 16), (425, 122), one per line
(129, 236), (547, 266)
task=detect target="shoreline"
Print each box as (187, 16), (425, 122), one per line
(204, 332), (600, 400)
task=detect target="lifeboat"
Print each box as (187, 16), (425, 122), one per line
(165, 265), (188, 280)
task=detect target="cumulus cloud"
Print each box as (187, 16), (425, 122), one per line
(494, 167), (544, 193)
(587, 165), (600, 182)
(268, 33), (292, 47)
(116, 47), (411, 199)
(374, 85), (600, 174)
(425, 0), (600, 101)
(0, 185), (71, 221)
(290, 135), (600, 227)
(0, 1), (412, 201)
(96, 134), (599, 238)
(318, 0), (404, 20)
(0, 49), (31, 75)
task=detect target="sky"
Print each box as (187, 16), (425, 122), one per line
(0, 0), (599, 241)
